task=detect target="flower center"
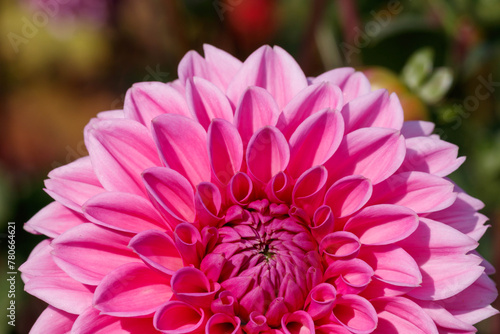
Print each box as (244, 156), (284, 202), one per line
(209, 199), (322, 323)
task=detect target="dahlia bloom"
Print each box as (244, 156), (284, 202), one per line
(21, 44), (498, 333)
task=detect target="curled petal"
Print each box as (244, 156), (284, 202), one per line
(206, 313), (242, 334)
(246, 126), (290, 184)
(129, 230), (183, 276)
(324, 259), (374, 295)
(171, 267), (220, 308)
(311, 206), (335, 241)
(281, 310), (316, 334)
(292, 166), (328, 217)
(228, 172), (254, 205)
(332, 295), (378, 334)
(320, 231), (361, 260)
(154, 301), (206, 334)
(324, 175), (372, 218)
(266, 171), (294, 204)
(305, 283), (337, 320)
(195, 182), (223, 226)
(211, 290), (239, 316)
(174, 222), (204, 267)
(245, 312), (270, 334)
(208, 118), (244, 185)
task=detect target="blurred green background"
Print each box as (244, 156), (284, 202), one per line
(1, 0), (500, 333)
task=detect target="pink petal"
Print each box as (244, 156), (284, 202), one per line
(304, 283), (337, 320)
(234, 86), (280, 146)
(324, 128), (406, 185)
(277, 82), (343, 139)
(369, 171), (456, 213)
(129, 230), (184, 275)
(208, 118), (244, 185)
(30, 306), (77, 334)
(124, 81), (190, 128)
(51, 223), (139, 285)
(332, 294), (378, 334)
(142, 167), (195, 227)
(341, 90), (403, 133)
(312, 67), (355, 87)
(203, 44), (243, 90)
(319, 231), (361, 260)
(359, 245), (422, 288)
(25, 201), (86, 238)
(195, 182), (223, 226)
(246, 126), (290, 184)
(72, 307), (157, 334)
(412, 300), (477, 333)
(281, 311), (315, 334)
(210, 290), (238, 316)
(371, 297), (438, 334)
(152, 114), (210, 187)
(292, 166), (328, 217)
(178, 50), (221, 88)
(186, 77), (234, 130)
(324, 259), (374, 295)
(206, 313), (242, 334)
(245, 312), (270, 334)
(97, 109), (124, 119)
(19, 240), (60, 277)
(265, 297), (288, 328)
(287, 110), (344, 178)
(398, 136), (465, 176)
(316, 324), (352, 334)
(44, 156), (105, 212)
(227, 45), (308, 109)
(324, 175), (373, 218)
(310, 206), (335, 241)
(229, 172), (255, 205)
(84, 119), (161, 195)
(171, 267), (220, 308)
(401, 121), (435, 138)
(344, 204), (419, 246)
(154, 300), (207, 334)
(341, 72), (372, 103)
(93, 263), (173, 317)
(174, 222), (204, 267)
(265, 171), (293, 204)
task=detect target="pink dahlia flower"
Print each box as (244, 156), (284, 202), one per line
(21, 44), (497, 333)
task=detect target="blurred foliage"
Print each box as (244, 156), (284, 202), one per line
(1, 0), (500, 333)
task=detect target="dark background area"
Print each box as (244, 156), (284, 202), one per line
(1, 0), (500, 333)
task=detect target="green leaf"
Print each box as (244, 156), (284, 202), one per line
(418, 67), (454, 104)
(401, 47), (434, 90)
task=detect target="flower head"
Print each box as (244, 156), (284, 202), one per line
(21, 44), (497, 333)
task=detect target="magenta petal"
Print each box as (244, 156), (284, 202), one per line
(277, 82), (343, 139)
(325, 128), (405, 185)
(292, 166), (328, 217)
(371, 297), (438, 334)
(178, 50), (219, 87)
(287, 109), (344, 178)
(25, 201), (85, 238)
(305, 283), (337, 320)
(124, 81), (190, 128)
(359, 245), (422, 288)
(227, 45), (308, 109)
(341, 72), (371, 103)
(344, 204), (419, 246)
(341, 89), (403, 133)
(186, 77), (233, 130)
(311, 206), (335, 241)
(84, 119), (161, 195)
(320, 231), (361, 260)
(211, 290), (238, 316)
(229, 172), (254, 205)
(72, 307), (157, 334)
(332, 294), (378, 334)
(83, 191), (167, 233)
(19, 240), (60, 278)
(52, 223), (139, 285)
(370, 171), (456, 213)
(401, 120), (435, 138)
(413, 300), (477, 333)
(154, 300), (206, 334)
(281, 310), (315, 334)
(324, 175), (373, 218)
(312, 67), (355, 87)
(245, 312), (270, 334)
(246, 126), (290, 184)
(324, 259), (374, 295)
(174, 222), (204, 267)
(203, 44), (243, 90)
(265, 297), (289, 328)
(152, 113), (210, 187)
(142, 167), (195, 227)
(316, 324), (352, 334)
(398, 136), (465, 177)
(208, 118), (244, 185)
(265, 171), (293, 204)
(234, 86), (280, 145)
(195, 182), (223, 226)
(30, 306), (77, 334)
(206, 313), (242, 334)
(171, 267), (220, 308)
(44, 156), (105, 212)
(93, 263), (173, 317)
(129, 230), (183, 275)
